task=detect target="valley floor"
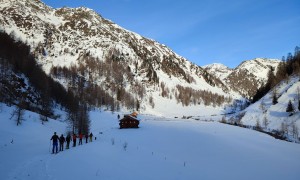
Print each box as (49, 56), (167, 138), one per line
(0, 106), (300, 180)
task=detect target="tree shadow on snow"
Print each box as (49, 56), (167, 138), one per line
(269, 110), (288, 118)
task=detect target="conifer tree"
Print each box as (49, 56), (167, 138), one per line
(286, 100), (294, 113)
(294, 46), (300, 57)
(272, 89), (278, 105)
(297, 87), (300, 111)
(267, 68), (275, 88)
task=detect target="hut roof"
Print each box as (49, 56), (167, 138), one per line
(120, 114), (140, 121)
(131, 112), (138, 118)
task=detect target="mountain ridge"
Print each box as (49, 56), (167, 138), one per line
(1, 0), (299, 142)
(0, 0), (236, 116)
(0, 0), (283, 117)
(204, 58), (281, 98)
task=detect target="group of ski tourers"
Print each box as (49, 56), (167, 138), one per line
(50, 132), (94, 154)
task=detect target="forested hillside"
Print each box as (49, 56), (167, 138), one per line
(0, 0), (238, 117)
(0, 32), (90, 133)
(253, 47), (300, 103)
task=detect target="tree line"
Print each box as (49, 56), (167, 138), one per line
(49, 49), (145, 112)
(175, 85), (232, 107)
(252, 46), (300, 103)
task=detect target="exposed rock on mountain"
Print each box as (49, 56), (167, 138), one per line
(204, 58), (281, 98)
(0, 0), (282, 116)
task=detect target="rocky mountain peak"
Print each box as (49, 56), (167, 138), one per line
(0, 0), (280, 115)
(237, 58), (280, 74)
(204, 58), (281, 98)
(203, 63), (232, 81)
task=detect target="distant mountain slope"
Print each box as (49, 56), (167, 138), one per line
(0, 0), (221, 88)
(204, 58), (281, 98)
(0, 0), (237, 116)
(203, 63), (233, 82)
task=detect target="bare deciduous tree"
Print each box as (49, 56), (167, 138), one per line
(263, 115), (269, 128)
(292, 122), (299, 139)
(10, 103), (25, 126)
(280, 122), (288, 136)
(255, 119), (262, 131)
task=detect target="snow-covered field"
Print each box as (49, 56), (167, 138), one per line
(0, 104), (300, 180)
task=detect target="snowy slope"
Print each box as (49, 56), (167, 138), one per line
(203, 63), (233, 81)
(1, 103), (300, 180)
(240, 76), (300, 136)
(0, 0), (238, 117)
(236, 58), (280, 82)
(204, 58), (280, 84)
(204, 58), (281, 98)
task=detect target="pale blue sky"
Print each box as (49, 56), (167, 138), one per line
(43, 0), (300, 68)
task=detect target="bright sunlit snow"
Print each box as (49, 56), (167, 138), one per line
(1, 103), (299, 180)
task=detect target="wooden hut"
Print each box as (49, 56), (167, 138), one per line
(119, 112), (140, 129)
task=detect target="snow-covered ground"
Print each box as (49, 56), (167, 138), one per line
(241, 77), (300, 138)
(0, 103), (300, 180)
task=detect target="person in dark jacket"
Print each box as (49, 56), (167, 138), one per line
(66, 134), (71, 149)
(72, 133), (77, 147)
(85, 134), (89, 143)
(59, 134), (65, 151)
(89, 132), (93, 142)
(50, 132), (59, 154)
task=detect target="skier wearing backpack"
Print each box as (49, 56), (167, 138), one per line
(59, 134), (65, 151)
(79, 132), (83, 145)
(66, 134), (71, 149)
(50, 132), (59, 154)
(72, 133), (77, 147)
